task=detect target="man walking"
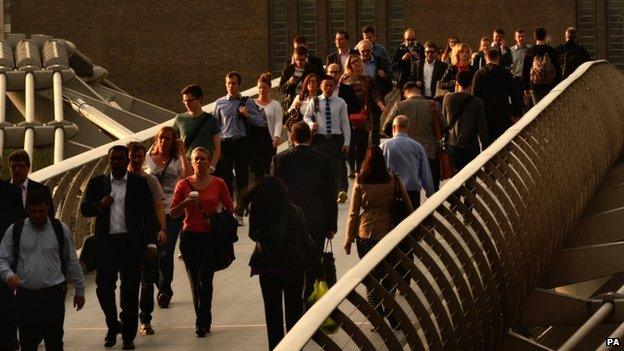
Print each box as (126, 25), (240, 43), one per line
(81, 145), (158, 350)
(523, 27), (560, 104)
(392, 28), (424, 89)
(9, 150), (54, 216)
(510, 29), (531, 110)
(410, 41), (448, 100)
(473, 49), (522, 143)
(556, 27), (591, 79)
(303, 75), (351, 203)
(384, 82), (444, 191)
(326, 31), (358, 72)
(0, 188), (85, 351)
(381, 115), (434, 207)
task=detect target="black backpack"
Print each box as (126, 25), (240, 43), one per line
(11, 218), (67, 277)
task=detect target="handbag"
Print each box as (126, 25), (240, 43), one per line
(391, 174), (411, 226)
(348, 77), (369, 129)
(306, 280), (339, 334)
(430, 97), (473, 180)
(321, 239), (337, 288)
(79, 235), (97, 273)
(434, 80), (450, 101)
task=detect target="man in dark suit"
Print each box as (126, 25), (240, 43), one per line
(271, 122), (337, 251)
(0, 157), (24, 351)
(81, 145), (157, 350)
(326, 30), (358, 73)
(8, 150), (54, 217)
(492, 28), (513, 69)
(471, 37), (490, 70)
(282, 35), (323, 77)
(392, 28), (425, 89)
(279, 46), (319, 109)
(410, 41), (448, 99)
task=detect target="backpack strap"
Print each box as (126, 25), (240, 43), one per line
(11, 219), (25, 273)
(184, 112), (210, 150)
(50, 218), (67, 277)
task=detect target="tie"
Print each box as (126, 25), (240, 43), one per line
(325, 97), (332, 135)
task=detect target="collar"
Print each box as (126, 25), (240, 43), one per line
(512, 44), (528, 49)
(12, 177), (28, 188)
(406, 95), (424, 100)
(395, 132), (409, 138)
(362, 56), (376, 64)
(338, 47), (350, 55)
(110, 172), (128, 182)
(319, 94), (332, 100)
(424, 59), (436, 65)
(227, 94), (241, 101)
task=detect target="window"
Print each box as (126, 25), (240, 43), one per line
(269, 0), (288, 74)
(577, 0), (596, 58)
(607, 0), (624, 69)
(299, 0), (317, 55)
(328, 0), (346, 48)
(358, 0), (375, 33)
(387, 0), (405, 53)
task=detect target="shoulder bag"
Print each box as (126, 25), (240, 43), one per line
(348, 77), (368, 129)
(430, 97), (472, 180)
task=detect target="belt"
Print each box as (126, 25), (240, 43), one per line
(317, 134), (342, 139)
(222, 136), (246, 142)
(18, 282), (66, 296)
(109, 232), (129, 239)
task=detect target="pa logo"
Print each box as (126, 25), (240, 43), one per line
(606, 337), (621, 346)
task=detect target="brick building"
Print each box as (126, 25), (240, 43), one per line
(6, 1), (620, 111)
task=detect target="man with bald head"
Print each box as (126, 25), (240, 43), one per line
(380, 115), (434, 207)
(392, 28), (424, 89)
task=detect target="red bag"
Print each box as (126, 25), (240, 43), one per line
(349, 109), (368, 128)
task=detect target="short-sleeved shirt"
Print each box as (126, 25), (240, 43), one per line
(141, 171), (165, 204)
(173, 112), (221, 158)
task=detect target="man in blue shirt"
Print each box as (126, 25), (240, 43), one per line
(381, 115), (434, 208)
(213, 71), (264, 224)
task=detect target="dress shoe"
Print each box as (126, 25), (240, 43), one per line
(157, 292), (171, 308)
(104, 332), (116, 348)
(195, 326), (210, 337)
(122, 342), (135, 350)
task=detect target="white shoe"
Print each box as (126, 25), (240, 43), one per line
(337, 191), (348, 203)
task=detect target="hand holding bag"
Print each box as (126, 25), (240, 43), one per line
(321, 239), (337, 287)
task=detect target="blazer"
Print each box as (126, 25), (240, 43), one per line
(326, 49), (359, 69)
(271, 145), (337, 241)
(346, 177), (413, 242)
(283, 55), (324, 78)
(0, 180), (24, 238)
(337, 83), (361, 114)
(392, 42), (425, 88)
(26, 179), (55, 217)
(409, 59), (448, 98)
(279, 63), (319, 103)
(80, 172), (157, 259)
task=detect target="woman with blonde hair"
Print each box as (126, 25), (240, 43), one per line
(438, 42), (478, 94)
(145, 126), (192, 308)
(440, 36), (460, 64)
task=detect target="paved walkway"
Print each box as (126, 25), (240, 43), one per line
(62, 196), (359, 350)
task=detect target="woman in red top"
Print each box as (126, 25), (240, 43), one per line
(170, 146), (234, 337)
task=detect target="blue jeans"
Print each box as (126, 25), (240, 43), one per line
(158, 215), (183, 297)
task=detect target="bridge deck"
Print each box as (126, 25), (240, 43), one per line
(62, 189), (360, 350)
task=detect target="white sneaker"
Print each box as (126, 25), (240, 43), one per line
(235, 215), (244, 226)
(337, 191), (348, 203)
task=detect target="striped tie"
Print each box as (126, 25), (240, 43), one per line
(325, 97), (332, 135)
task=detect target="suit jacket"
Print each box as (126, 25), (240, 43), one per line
(271, 145), (337, 241)
(0, 180), (24, 239)
(369, 55), (393, 99)
(282, 55), (323, 78)
(326, 49), (359, 68)
(26, 179), (55, 217)
(410, 59), (448, 98)
(80, 172), (157, 260)
(392, 42), (425, 88)
(337, 83), (361, 114)
(279, 63), (319, 103)
(472, 52), (487, 70)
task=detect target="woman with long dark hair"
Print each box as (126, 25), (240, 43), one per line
(344, 146), (412, 324)
(243, 176), (321, 350)
(170, 147), (234, 337)
(287, 73), (319, 116)
(145, 126), (191, 308)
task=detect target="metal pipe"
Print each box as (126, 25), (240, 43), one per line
(67, 98), (133, 139)
(53, 72), (64, 163)
(560, 285), (624, 351)
(24, 72), (34, 162)
(0, 73), (6, 156)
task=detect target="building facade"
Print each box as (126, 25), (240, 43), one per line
(9, 1), (621, 111)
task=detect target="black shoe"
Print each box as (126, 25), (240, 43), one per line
(122, 342), (135, 350)
(195, 327), (209, 337)
(104, 332), (116, 348)
(157, 293), (171, 308)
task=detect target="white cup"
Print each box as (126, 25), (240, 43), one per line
(189, 191), (199, 199)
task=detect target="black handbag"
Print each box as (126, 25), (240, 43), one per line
(321, 239), (337, 288)
(79, 235), (97, 273)
(391, 174), (411, 226)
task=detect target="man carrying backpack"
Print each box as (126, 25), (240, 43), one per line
(557, 27), (591, 80)
(0, 188), (85, 351)
(522, 27), (561, 105)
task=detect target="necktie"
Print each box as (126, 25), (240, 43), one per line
(325, 97), (332, 135)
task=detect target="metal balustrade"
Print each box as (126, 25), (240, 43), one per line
(276, 60), (624, 350)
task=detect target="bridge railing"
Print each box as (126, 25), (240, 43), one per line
(276, 61), (624, 350)
(29, 78), (281, 248)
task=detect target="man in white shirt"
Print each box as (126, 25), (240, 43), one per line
(510, 28), (532, 110)
(8, 150), (54, 217)
(304, 75), (351, 203)
(80, 145), (158, 350)
(491, 28), (513, 68)
(326, 31), (358, 72)
(410, 41), (448, 99)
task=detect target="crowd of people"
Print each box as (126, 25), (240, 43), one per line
(0, 23), (591, 351)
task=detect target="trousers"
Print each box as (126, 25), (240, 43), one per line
(15, 283), (67, 351)
(259, 272), (305, 350)
(180, 231), (216, 328)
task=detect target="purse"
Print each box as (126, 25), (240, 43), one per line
(321, 239), (337, 288)
(348, 77), (369, 129)
(391, 174), (411, 226)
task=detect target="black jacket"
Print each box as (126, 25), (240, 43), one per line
(472, 63), (523, 142)
(338, 83), (361, 114)
(439, 64), (478, 93)
(80, 172), (157, 260)
(282, 55), (323, 79)
(0, 180), (24, 238)
(368, 55), (393, 99)
(326, 49), (359, 68)
(392, 42), (425, 88)
(248, 204), (321, 274)
(556, 40), (591, 79)
(271, 145), (337, 242)
(279, 63), (319, 104)
(409, 59), (448, 98)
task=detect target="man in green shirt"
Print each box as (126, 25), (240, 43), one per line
(173, 85), (221, 173)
